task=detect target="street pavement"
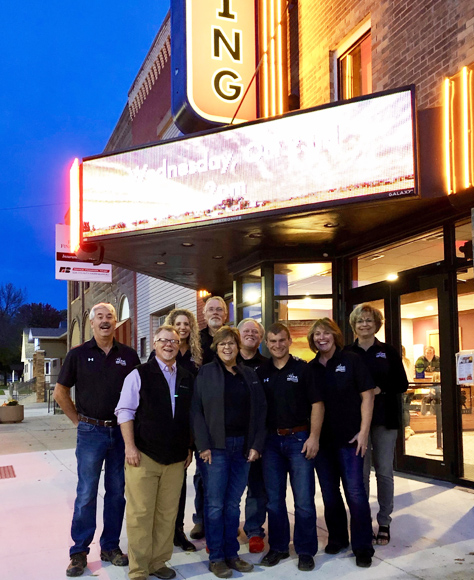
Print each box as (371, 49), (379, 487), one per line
(1, 398), (474, 579)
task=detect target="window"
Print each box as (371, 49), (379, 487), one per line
(336, 25), (372, 101)
(140, 337), (147, 359)
(119, 296), (130, 321)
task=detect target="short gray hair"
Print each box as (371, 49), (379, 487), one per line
(203, 295), (227, 314)
(237, 318), (265, 339)
(90, 303), (117, 321)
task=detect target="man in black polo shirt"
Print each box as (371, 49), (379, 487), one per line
(236, 318), (269, 553)
(116, 325), (194, 580)
(257, 323), (323, 572)
(54, 303), (140, 577)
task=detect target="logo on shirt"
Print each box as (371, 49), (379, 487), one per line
(335, 364), (346, 373)
(115, 357), (127, 366)
(88, 358), (94, 362)
(376, 352), (387, 359)
(263, 378), (270, 383)
(287, 373), (299, 383)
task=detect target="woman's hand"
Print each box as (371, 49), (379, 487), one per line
(125, 444), (141, 467)
(349, 431), (369, 457)
(200, 449), (212, 464)
(247, 449), (260, 462)
(184, 449), (193, 469)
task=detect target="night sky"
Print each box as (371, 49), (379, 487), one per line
(1, 1), (170, 309)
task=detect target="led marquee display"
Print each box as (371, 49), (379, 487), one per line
(82, 87), (416, 241)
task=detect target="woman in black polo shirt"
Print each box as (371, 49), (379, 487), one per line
(346, 303), (408, 546)
(191, 326), (267, 579)
(307, 318), (375, 568)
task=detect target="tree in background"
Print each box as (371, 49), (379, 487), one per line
(0, 283), (27, 385)
(17, 302), (67, 329)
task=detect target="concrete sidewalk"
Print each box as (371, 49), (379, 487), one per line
(1, 403), (474, 580)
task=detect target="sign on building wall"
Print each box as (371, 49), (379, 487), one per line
(171, 0), (258, 133)
(55, 224), (112, 282)
(79, 87), (417, 242)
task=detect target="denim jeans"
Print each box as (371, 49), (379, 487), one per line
(70, 422), (126, 556)
(193, 451), (204, 525)
(199, 437), (250, 562)
(363, 425), (398, 526)
(315, 445), (374, 555)
(243, 459), (267, 538)
(262, 432), (317, 556)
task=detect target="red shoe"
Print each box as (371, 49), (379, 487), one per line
(249, 536), (265, 553)
(206, 545), (210, 554)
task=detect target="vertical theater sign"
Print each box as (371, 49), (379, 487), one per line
(172, 0), (258, 132)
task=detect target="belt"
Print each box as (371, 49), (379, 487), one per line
(275, 425), (308, 436)
(78, 413), (117, 428)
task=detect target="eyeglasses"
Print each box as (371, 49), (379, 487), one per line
(356, 318), (374, 324)
(217, 341), (236, 348)
(206, 307), (225, 313)
(155, 338), (180, 345)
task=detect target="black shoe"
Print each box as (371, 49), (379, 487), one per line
(190, 522), (205, 539)
(325, 542), (349, 555)
(100, 547), (128, 566)
(174, 528), (197, 552)
(298, 555), (315, 571)
(355, 550), (373, 568)
(66, 552), (87, 577)
(260, 549), (290, 567)
(151, 565), (177, 579)
(226, 557), (254, 572)
(209, 560), (233, 578)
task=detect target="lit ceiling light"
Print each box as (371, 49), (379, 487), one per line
(155, 261), (166, 265)
(245, 290), (261, 303)
(182, 242), (194, 247)
(212, 255), (224, 259)
(324, 222), (339, 228)
(386, 273), (398, 281)
(426, 305), (434, 311)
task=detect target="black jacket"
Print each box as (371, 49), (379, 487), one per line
(191, 359), (267, 454)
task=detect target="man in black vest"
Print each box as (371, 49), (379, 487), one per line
(116, 325), (194, 580)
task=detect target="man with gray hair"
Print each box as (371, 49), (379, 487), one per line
(54, 303), (140, 577)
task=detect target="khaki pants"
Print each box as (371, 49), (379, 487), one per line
(125, 452), (185, 579)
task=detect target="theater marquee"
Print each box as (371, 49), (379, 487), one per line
(76, 87), (417, 244)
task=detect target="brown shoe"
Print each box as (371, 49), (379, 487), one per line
(209, 560), (233, 578)
(100, 547), (129, 566)
(66, 552), (87, 577)
(226, 557), (254, 572)
(151, 565), (177, 579)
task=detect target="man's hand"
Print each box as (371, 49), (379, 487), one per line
(184, 449), (193, 469)
(247, 449), (260, 462)
(125, 445), (141, 466)
(301, 434), (319, 459)
(349, 431), (369, 457)
(200, 449), (212, 464)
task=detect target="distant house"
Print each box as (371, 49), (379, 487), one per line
(21, 324), (67, 386)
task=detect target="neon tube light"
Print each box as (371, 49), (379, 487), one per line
(70, 158), (81, 253)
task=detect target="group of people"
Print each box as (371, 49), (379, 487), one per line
(54, 296), (408, 580)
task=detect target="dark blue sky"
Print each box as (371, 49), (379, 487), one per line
(1, 1), (169, 309)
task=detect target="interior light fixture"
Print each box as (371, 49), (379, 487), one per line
(386, 273), (398, 281)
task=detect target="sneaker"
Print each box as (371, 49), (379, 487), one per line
(174, 528), (197, 552)
(226, 557), (254, 572)
(66, 552), (87, 577)
(190, 522), (205, 539)
(209, 560), (233, 578)
(249, 536), (265, 553)
(100, 547), (128, 566)
(324, 542), (349, 554)
(260, 549), (290, 567)
(355, 550), (372, 568)
(151, 565), (177, 579)
(298, 555), (315, 571)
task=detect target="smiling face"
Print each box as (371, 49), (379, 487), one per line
(239, 320), (262, 352)
(203, 298), (227, 332)
(216, 337), (239, 367)
(266, 331), (292, 361)
(90, 306), (116, 342)
(174, 314), (191, 342)
(354, 310), (377, 341)
(154, 329), (180, 365)
(312, 326), (336, 359)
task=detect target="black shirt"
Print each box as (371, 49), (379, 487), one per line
(309, 348), (374, 448)
(345, 338), (408, 428)
(58, 337), (140, 420)
(237, 350), (269, 371)
(257, 355), (321, 430)
(200, 326), (215, 365)
(224, 367), (250, 437)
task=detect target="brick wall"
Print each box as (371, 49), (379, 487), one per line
(299, 0), (474, 110)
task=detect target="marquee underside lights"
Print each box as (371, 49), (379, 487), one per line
(80, 87), (417, 243)
(444, 64), (474, 194)
(69, 158), (81, 253)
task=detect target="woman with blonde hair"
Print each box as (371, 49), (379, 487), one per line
(164, 308), (203, 374)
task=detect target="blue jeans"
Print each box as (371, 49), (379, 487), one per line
(262, 432), (317, 556)
(315, 446), (374, 555)
(199, 437), (250, 562)
(363, 425), (398, 526)
(193, 451), (204, 525)
(244, 459), (267, 538)
(70, 422), (126, 556)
